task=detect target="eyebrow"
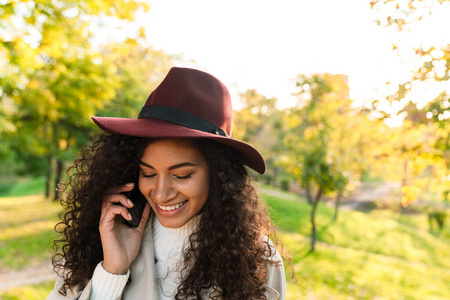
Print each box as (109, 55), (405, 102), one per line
(139, 160), (197, 171)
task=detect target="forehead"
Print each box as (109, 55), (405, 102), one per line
(141, 138), (205, 163)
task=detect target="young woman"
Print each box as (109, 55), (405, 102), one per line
(48, 67), (287, 299)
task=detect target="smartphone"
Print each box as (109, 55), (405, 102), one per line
(123, 183), (147, 228)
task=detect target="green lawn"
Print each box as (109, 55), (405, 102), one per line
(1, 179), (449, 299)
(0, 192), (60, 300)
(0, 281), (55, 300)
(261, 187), (450, 300)
(0, 195), (60, 269)
(0, 177), (46, 198)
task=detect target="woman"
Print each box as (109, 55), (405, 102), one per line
(48, 67), (287, 299)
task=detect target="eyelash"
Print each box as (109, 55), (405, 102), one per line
(176, 174), (192, 180)
(140, 173), (192, 180)
(141, 174), (156, 178)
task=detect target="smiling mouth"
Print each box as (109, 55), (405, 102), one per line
(156, 200), (188, 211)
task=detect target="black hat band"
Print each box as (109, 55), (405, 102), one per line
(138, 105), (229, 137)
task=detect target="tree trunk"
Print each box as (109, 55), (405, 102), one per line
(400, 159), (409, 213)
(305, 182), (313, 204)
(333, 192), (342, 222)
(53, 159), (64, 201)
(45, 155), (52, 199)
(310, 187), (323, 252)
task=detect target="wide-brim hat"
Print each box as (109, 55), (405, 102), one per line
(92, 67), (266, 174)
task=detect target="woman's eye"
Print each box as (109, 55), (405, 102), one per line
(142, 173), (156, 178)
(175, 174), (192, 180)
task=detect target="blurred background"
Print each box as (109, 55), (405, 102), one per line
(1, 0), (449, 299)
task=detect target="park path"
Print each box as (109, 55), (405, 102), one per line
(257, 186), (302, 202)
(0, 262), (55, 292)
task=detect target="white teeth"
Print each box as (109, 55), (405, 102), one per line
(157, 201), (186, 211)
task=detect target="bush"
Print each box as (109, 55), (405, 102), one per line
(428, 211), (447, 231)
(280, 178), (290, 191)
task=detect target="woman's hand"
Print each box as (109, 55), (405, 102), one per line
(99, 183), (151, 275)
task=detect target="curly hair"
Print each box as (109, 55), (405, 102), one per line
(52, 133), (286, 299)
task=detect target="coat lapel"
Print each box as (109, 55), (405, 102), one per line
(122, 215), (159, 299)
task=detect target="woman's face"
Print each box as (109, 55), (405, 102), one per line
(138, 139), (210, 228)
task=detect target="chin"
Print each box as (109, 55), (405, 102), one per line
(157, 217), (188, 229)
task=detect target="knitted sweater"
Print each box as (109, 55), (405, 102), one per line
(153, 215), (200, 299)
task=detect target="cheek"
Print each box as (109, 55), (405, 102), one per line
(138, 178), (150, 196)
(138, 177), (144, 192)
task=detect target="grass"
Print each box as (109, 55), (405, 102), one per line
(1, 179), (450, 299)
(0, 192), (60, 299)
(0, 195), (60, 269)
(0, 177), (46, 198)
(0, 281), (55, 300)
(260, 188), (450, 300)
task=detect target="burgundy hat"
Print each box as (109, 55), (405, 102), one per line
(92, 67), (266, 174)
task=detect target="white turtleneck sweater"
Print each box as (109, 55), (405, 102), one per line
(152, 215), (199, 299)
(90, 216), (199, 300)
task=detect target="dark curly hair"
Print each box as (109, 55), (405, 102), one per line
(52, 133), (287, 299)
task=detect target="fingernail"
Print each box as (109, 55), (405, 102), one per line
(125, 182), (135, 186)
(127, 199), (134, 207)
(128, 213), (132, 221)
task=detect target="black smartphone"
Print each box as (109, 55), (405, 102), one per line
(123, 183), (147, 228)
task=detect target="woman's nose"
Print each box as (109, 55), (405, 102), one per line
(152, 178), (177, 203)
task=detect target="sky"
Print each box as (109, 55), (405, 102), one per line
(120, 0), (450, 112)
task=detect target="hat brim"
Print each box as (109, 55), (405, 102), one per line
(92, 116), (266, 174)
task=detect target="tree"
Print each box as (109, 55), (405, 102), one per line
(370, 0), (450, 123)
(390, 121), (439, 210)
(370, 0), (450, 207)
(233, 90), (286, 185)
(370, 0), (449, 30)
(0, 0), (171, 199)
(283, 73), (365, 251)
(97, 38), (174, 119)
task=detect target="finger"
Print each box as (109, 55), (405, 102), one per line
(103, 193), (134, 209)
(108, 183), (136, 195)
(136, 202), (151, 233)
(101, 195), (127, 218)
(101, 205), (132, 226)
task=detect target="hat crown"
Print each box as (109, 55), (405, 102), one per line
(91, 67), (266, 174)
(144, 67), (233, 136)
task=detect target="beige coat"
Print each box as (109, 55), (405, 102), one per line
(48, 217), (286, 300)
